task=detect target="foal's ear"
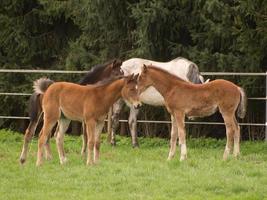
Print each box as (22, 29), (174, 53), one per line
(133, 74), (139, 81)
(111, 59), (122, 68)
(142, 64), (148, 73)
(126, 74), (134, 82)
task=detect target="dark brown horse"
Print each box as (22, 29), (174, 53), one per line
(132, 65), (247, 161)
(19, 59), (123, 164)
(34, 75), (138, 166)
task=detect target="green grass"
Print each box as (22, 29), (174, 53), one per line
(0, 129), (267, 200)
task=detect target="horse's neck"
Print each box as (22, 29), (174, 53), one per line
(101, 79), (124, 104)
(148, 69), (182, 96)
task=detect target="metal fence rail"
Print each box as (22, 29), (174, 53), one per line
(0, 69), (266, 140)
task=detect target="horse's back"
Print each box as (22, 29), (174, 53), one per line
(122, 57), (193, 80)
(43, 82), (88, 103)
(122, 57), (198, 105)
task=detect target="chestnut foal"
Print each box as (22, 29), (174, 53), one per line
(19, 59), (123, 164)
(134, 65), (247, 161)
(34, 75), (138, 166)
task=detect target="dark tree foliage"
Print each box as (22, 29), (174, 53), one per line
(0, 0), (266, 139)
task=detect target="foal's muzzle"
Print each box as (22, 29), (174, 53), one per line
(133, 102), (142, 109)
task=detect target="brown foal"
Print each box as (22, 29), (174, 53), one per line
(133, 65), (247, 161)
(19, 59), (123, 164)
(34, 75), (138, 166)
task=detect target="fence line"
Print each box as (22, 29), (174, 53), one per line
(0, 69), (266, 140)
(0, 92), (266, 100)
(0, 69), (266, 76)
(0, 116), (265, 127)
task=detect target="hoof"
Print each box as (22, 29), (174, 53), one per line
(60, 157), (67, 165)
(36, 161), (42, 167)
(167, 155), (174, 161)
(132, 143), (139, 148)
(19, 158), (26, 165)
(179, 155), (187, 161)
(81, 151), (86, 157)
(46, 155), (52, 161)
(86, 161), (94, 166)
(111, 141), (116, 146)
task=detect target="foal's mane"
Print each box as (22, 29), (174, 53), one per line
(78, 59), (118, 85)
(148, 65), (187, 83)
(93, 75), (125, 88)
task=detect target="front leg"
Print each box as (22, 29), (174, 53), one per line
(174, 111), (187, 161)
(128, 106), (139, 148)
(94, 121), (105, 164)
(86, 119), (96, 166)
(167, 115), (178, 160)
(109, 99), (124, 146)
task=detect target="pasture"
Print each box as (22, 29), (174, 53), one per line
(0, 129), (267, 200)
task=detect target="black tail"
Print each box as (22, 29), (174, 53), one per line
(29, 77), (54, 122)
(28, 92), (43, 123)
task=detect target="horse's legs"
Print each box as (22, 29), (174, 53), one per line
(94, 121), (105, 164)
(221, 112), (235, 160)
(109, 99), (123, 146)
(44, 135), (52, 160)
(129, 106), (139, 148)
(167, 115), (178, 160)
(81, 122), (87, 156)
(36, 117), (57, 166)
(233, 116), (240, 157)
(174, 111), (187, 161)
(55, 118), (71, 164)
(20, 93), (43, 164)
(20, 117), (41, 164)
(85, 119), (96, 165)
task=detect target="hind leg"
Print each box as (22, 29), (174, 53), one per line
(221, 113), (235, 160)
(81, 122), (87, 156)
(20, 118), (40, 164)
(94, 121), (105, 164)
(167, 115), (178, 160)
(44, 133), (53, 160)
(55, 118), (71, 164)
(36, 111), (59, 166)
(129, 106), (139, 148)
(233, 116), (240, 157)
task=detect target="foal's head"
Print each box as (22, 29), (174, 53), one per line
(121, 74), (142, 109)
(136, 64), (153, 94)
(104, 59), (124, 77)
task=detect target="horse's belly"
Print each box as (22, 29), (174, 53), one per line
(60, 107), (83, 122)
(186, 105), (217, 118)
(139, 87), (165, 106)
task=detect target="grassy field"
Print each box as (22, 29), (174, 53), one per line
(0, 129), (266, 200)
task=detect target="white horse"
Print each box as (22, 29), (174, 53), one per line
(108, 57), (205, 147)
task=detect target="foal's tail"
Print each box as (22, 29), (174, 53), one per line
(237, 87), (247, 119)
(33, 77), (54, 94)
(28, 92), (43, 123)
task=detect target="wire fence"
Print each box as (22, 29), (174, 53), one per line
(0, 69), (266, 139)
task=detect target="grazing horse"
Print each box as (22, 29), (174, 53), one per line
(19, 59), (123, 164)
(34, 75), (138, 166)
(133, 65), (247, 161)
(109, 57), (205, 147)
